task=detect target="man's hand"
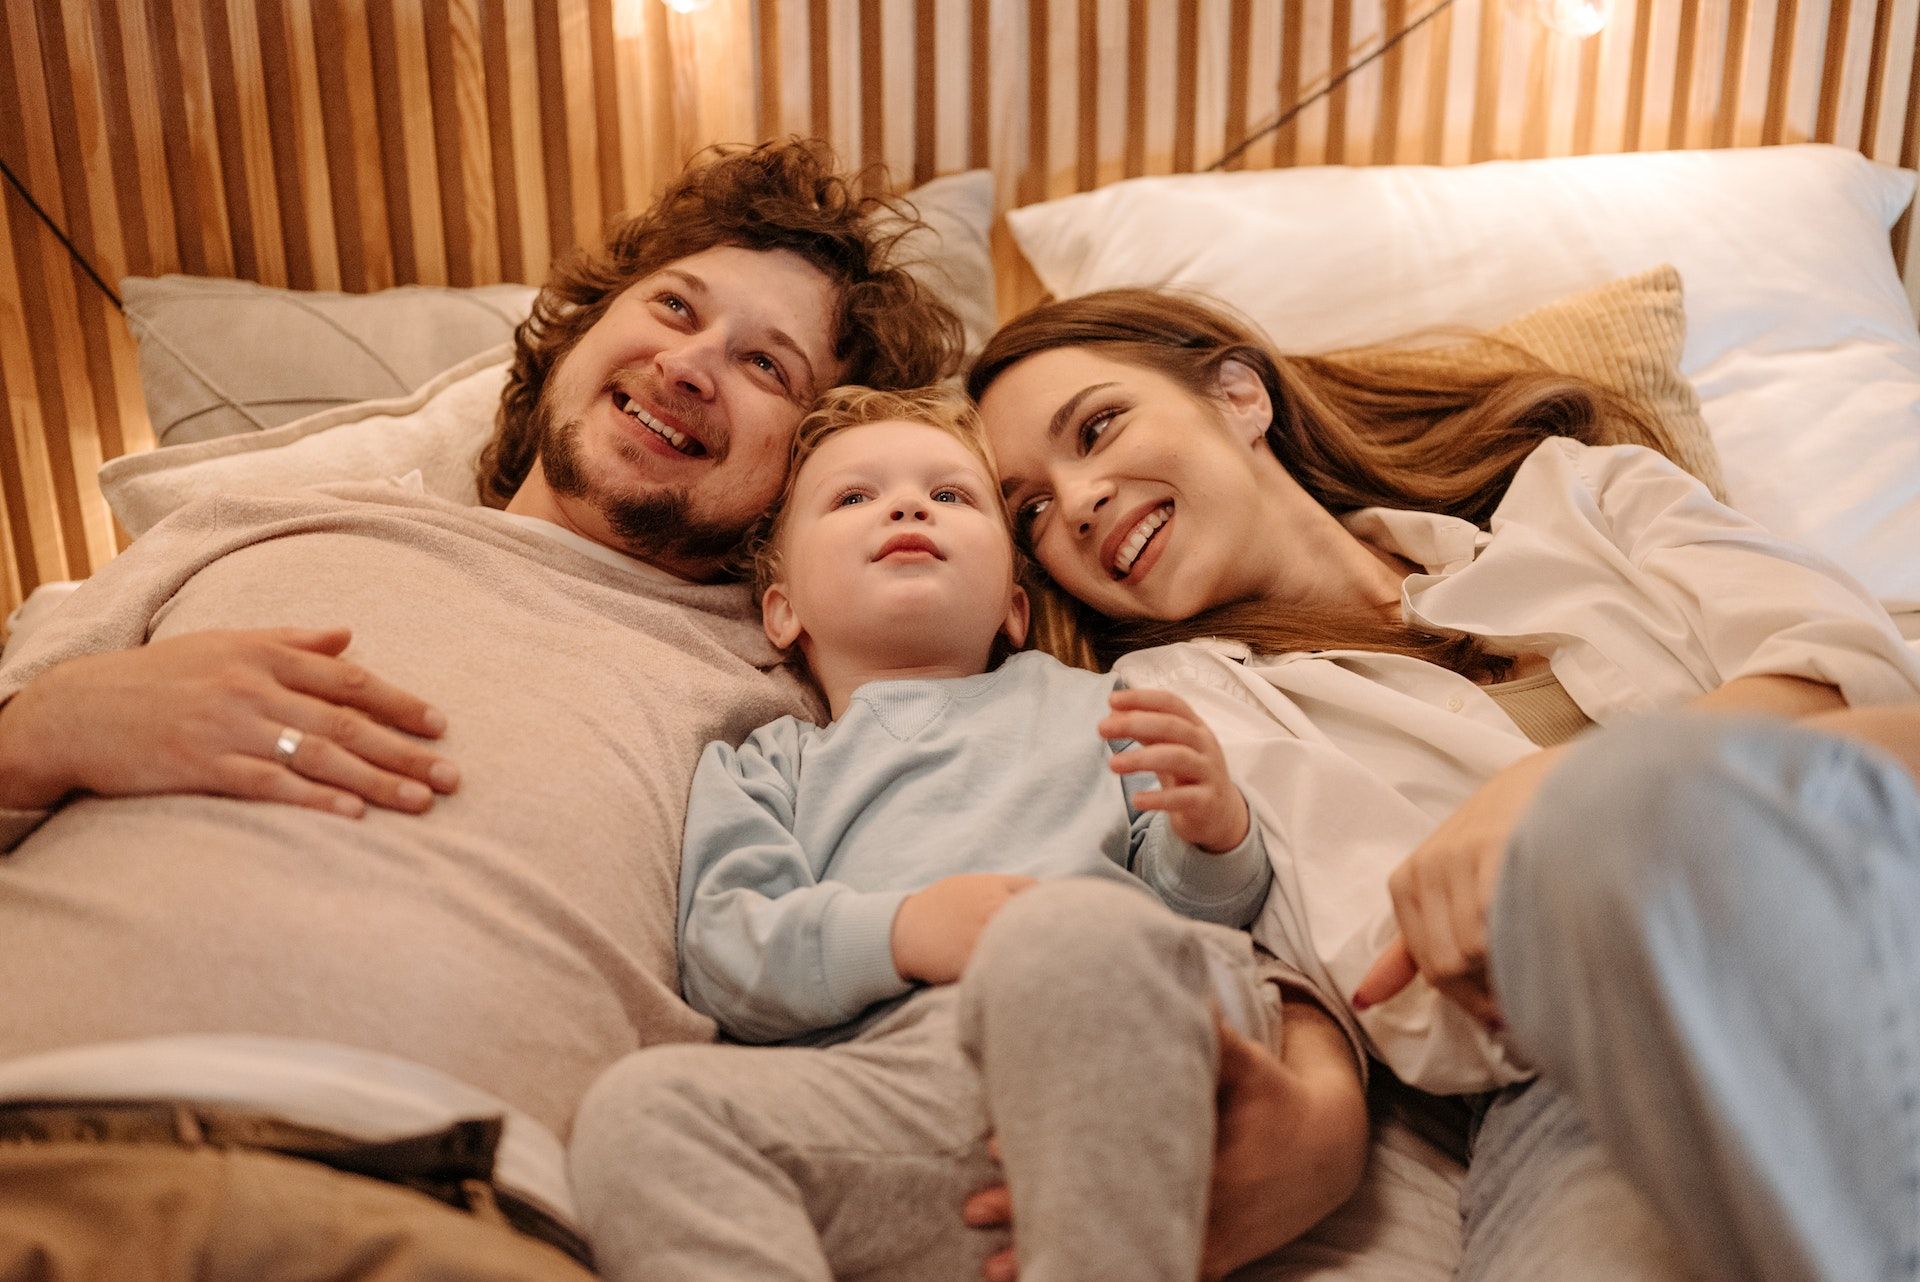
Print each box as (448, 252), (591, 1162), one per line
(1101, 688), (1249, 853)
(0, 628), (457, 818)
(1352, 744), (1567, 1027)
(890, 873), (1036, 985)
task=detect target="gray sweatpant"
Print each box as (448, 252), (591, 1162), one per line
(1466, 714), (1920, 1282)
(570, 878), (1274, 1282)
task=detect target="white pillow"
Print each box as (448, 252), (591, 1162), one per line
(1007, 144), (1920, 608)
(101, 349), (510, 537)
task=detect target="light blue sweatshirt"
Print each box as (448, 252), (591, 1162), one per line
(678, 650), (1272, 1044)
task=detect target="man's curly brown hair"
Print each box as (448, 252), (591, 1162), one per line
(478, 138), (967, 508)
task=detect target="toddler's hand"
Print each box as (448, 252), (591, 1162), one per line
(891, 873), (1037, 985)
(1101, 688), (1250, 854)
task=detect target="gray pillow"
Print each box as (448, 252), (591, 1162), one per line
(121, 277), (538, 447)
(121, 170), (997, 449)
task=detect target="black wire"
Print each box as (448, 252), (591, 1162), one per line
(0, 151), (124, 312)
(1207, 0), (1464, 173)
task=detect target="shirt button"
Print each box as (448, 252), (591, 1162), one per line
(1447, 695), (1464, 712)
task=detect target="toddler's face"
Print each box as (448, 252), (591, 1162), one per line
(764, 420), (1026, 665)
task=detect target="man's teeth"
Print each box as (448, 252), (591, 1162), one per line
(1112, 504), (1172, 577)
(615, 392), (699, 455)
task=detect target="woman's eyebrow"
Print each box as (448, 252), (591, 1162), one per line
(1048, 383), (1115, 442)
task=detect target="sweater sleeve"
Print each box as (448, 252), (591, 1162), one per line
(1569, 441), (1920, 707)
(1119, 763), (1271, 927)
(677, 725), (914, 1043)
(0, 498), (233, 852)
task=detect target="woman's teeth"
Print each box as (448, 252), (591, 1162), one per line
(614, 391), (701, 455)
(1111, 504), (1172, 578)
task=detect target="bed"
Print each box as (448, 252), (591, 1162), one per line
(4, 3), (1919, 1277)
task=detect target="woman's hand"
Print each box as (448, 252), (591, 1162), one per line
(1101, 688), (1250, 853)
(1352, 744), (1568, 1027)
(890, 873), (1037, 985)
(0, 628), (457, 818)
(963, 1002), (1369, 1282)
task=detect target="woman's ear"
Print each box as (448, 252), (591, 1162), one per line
(762, 583), (804, 650)
(1001, 584), (1032, 652)
(1215, 359), (1273, 446)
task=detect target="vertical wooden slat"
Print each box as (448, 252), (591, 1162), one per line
(1172, 2), (1198, 172)
(1025, 0), (1049, 200)
(531, 0), (576, 262)
(1712, 0), (1753, 147)
(1371, 0), (1406, 164)
(1124, 0), (1148, 175)
(254, 0), (324, 289)
(809, 0), (832, 141)
(1760, 0), (1798, 142)
(1221, 0), (1250, 170)
(1077, 0), (1100, 187)
(1858, 0), (1896, 152)
(284, 1), (342, 287)
(915, 0), (937, 183)
(1469, 0), (1502, 160)
(1814, 0), (1852, 142)
(1321, 1), (1350, 164)
(587, 0), (625, 226)
(758, 0), (782, 138)
(859, 0), (884, 178)
(1571, 13), (1605, 152)
(161, 0), (230, 274)
(1421, 0), (1453, 162)
(1621, 0), (1654, 149)
(1666, 0), (1701, 148)
(93, 3), (156, 276)
(507, 0), (552, 275)
(970, 0), (991, 169)
(1520, 21), (1552, 158)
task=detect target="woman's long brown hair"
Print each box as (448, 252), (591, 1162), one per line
(966, 289), (1669, 677)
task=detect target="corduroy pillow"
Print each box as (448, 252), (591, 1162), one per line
(1332, 264), (1725, 499)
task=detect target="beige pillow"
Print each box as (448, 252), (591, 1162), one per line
(1331, 264), (1726, 500)
(100, 348), (510, 537)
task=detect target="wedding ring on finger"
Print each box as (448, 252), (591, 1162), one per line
(272, 726), (305, 768)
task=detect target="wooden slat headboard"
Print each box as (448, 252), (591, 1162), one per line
(3, 0), (1917, 623)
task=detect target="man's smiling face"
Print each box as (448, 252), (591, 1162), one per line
(518, 243), (845, 579)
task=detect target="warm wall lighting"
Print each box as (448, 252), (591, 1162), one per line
(1534, 0), (1611, 36)
(613, 0), (713, 36)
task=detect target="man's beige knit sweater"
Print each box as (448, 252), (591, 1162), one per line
(0, 483), (815, 1137)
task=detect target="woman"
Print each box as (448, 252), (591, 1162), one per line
(962, 289), (1920, 1282)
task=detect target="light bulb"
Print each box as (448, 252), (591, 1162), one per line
(1535, 0), (1611, 36)
(660, 0), (715, 12)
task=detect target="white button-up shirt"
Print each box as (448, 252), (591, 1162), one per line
(1117, 439), (1920, 1094)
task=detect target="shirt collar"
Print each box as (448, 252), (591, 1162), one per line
(1338, 505), (1485, 576)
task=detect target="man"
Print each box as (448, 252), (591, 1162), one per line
(0, 139), (961, 1279)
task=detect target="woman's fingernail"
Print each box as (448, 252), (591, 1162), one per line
(333, 795), (364, 818)
(399, 781), (431, 806)
(429, 761), (460, 791)
(422, 707), (448, 735)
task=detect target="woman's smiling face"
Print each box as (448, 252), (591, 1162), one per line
(978, 345), (1294, 621)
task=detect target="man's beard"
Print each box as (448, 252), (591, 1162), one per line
(539, 402), (754, 574)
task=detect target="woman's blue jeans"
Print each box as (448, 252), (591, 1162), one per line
(1462, 715), (1920, 1282)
